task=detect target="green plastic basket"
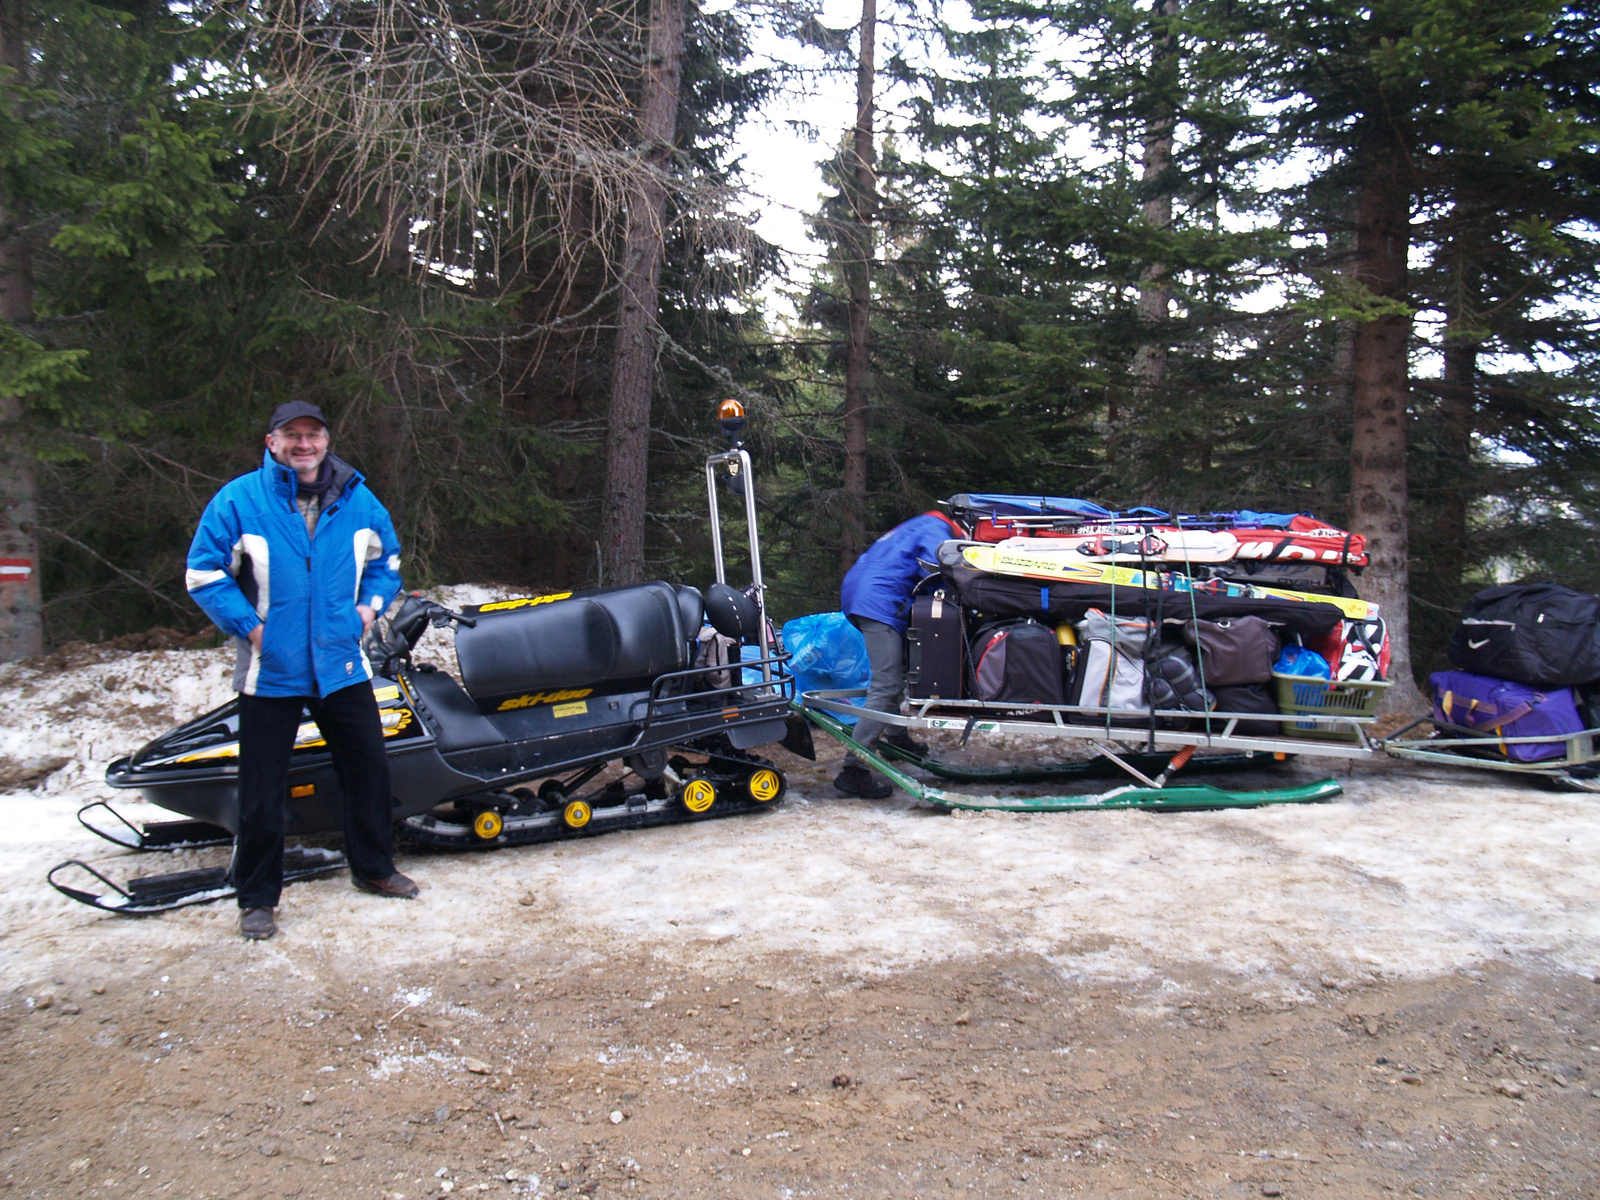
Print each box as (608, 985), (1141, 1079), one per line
(1272, 671), (1392, 742)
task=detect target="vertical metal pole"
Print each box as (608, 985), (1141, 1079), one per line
(705, 458), (726, 584)
(738, 449), (773, 683)
(703, 449), (772, 685)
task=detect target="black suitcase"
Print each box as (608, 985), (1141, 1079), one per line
(907, 589), (965, 699)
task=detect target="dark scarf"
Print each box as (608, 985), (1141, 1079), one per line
(296, 459), (337, 504)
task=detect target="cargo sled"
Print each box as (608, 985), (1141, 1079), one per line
(799, 502), (1392, 811)
(50, 404), (813, 913)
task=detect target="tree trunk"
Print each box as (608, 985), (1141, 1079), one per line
(838, 0), (876, 575)
(0, 0), (44, 660)
(601, 0), (683, 586)
(1348, 129), (1422, 712)
(1434, 189), (1483, 597)
(1436, 331), (1476, 593)
(375, 185), (410, 276)
(1126, 0), (1178, 492)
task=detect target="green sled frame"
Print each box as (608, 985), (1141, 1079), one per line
(797, 693), (1347, 812)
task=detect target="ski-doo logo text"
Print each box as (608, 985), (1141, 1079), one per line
(497, 688), (594, 711)
(479, 593), (573, 613)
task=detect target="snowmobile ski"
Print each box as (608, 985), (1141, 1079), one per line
(801, 707), (1343, 812)
(75, 799), (233, 851)
(47, 847), (347, 915)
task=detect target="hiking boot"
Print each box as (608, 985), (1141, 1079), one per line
(353, 870), (420, 899)
(240, 906), (276, 940)
(834, 762), (893, 800)
(881, 729), (930, 757)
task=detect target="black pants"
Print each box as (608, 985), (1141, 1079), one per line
(233, 682), (397, 908)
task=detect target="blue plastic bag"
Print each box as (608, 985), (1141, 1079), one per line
(1274, 643), (1331, 680)
(781, 612), (870, 724)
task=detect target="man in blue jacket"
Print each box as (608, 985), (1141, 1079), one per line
(835, 510), (967, 798)
(187, 401), (416, 940)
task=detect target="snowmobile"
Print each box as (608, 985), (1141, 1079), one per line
(49, 402), (814, 914)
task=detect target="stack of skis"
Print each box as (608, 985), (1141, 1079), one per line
(946, 493), (1368, 590)
(905, 494), (1391, 735)
(1434, 585), (1600, 762)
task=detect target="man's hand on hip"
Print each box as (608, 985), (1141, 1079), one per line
(248, 624), (263, 650)
(357, 604), (376, 637)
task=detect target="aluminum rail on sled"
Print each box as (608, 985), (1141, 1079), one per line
(797, 690), (1356, 811)
(1381, 717), (1600, 792)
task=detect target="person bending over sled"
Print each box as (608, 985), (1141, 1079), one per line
(835, 509), (968, 798)
(186, 401), (419, 941)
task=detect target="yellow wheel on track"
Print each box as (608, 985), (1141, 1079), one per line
(473, 810), (505, 840)
(681, 777), (717, 814)
(747, 768), (784, 803)
(562, 799), (592, 829)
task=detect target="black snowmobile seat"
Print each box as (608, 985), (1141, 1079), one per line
(455, 582), (703, 704)
(674, 584), (705, 640)
(403, 669), (508, 753)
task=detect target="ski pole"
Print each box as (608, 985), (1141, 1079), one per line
(1151, 744), (1197, 788)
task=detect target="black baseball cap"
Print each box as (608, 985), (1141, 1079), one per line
(266, 400), (328, 433)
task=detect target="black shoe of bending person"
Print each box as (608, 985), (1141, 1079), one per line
(834, 761), (893, 799)
(881, 729), (930, 757)
(240, 906), (276, 940)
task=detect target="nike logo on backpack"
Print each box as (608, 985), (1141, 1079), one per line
(1468, 637), (1490, 649)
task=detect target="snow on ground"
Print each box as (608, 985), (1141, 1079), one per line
(2, 627), (1598, 1001)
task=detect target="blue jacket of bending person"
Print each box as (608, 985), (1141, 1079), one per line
(840, 511), (966, 634)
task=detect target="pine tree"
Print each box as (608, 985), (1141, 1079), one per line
(1, 0), (238, 653)
(896, 0), (1600, 700)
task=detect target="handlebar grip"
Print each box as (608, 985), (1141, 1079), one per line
(425, 602), (476, 628)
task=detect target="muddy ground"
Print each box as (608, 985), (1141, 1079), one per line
(4, 935), (1598, 1199)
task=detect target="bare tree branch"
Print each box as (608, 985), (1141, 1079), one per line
(31, 525), (193, 616)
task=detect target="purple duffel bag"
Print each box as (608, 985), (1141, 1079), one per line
(1429, 670), (1586, 763)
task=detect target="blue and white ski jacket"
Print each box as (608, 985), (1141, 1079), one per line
(840, 512), (966, 634)
(186, 451), (403, 697)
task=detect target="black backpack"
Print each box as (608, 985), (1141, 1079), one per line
(970, 619), (1065, 705)
(1447, 584), (1600, 687)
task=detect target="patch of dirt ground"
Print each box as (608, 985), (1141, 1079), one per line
(4, 947), (1598, 1199)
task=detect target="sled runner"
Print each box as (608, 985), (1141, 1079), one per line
(799, 702), (1347, 811)
(51, 404), (814, 914)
